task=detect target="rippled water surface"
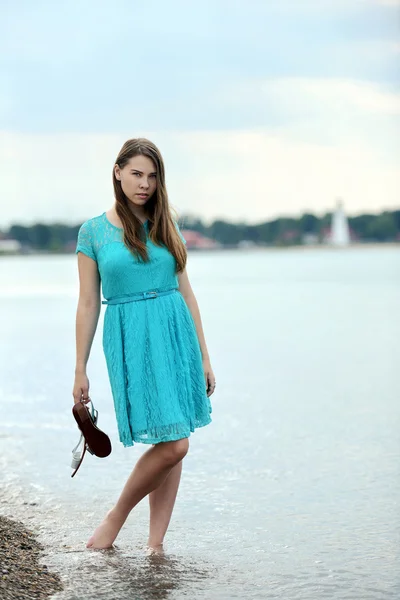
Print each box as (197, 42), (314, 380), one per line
(0, 247), (399, 599)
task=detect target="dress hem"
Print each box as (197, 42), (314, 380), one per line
(120, 416), (212, 448)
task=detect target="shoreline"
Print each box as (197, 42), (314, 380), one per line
(0, 515), (63, 600)
(0, 241), (399, 258)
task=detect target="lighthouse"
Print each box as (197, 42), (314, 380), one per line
(330, 199), (350, 247)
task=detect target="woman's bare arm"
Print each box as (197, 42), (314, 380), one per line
(72, 253), (101, 403)
(178, 268), (216, 397)
(178, 269), (209, 359)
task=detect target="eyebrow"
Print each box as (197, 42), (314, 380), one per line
(130, 169), (157, 175)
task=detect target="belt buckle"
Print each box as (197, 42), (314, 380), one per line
(147, 291), (157, 299)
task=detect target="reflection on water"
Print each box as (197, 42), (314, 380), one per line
(103, 553), (211, 600)
(0, 249), (399, 599)
(55, 552), (211, 600)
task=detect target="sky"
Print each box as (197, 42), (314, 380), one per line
(0, 0), (399, 226)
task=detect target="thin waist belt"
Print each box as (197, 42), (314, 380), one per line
(102, 288), (178, 306)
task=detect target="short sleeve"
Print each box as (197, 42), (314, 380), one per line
(76, 220), (97, 261)
(174, 221), (187, 245)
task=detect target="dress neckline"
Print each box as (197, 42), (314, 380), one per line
(103, 212), (148, 230)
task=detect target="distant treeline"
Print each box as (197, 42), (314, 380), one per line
(184, 210), (400, 245)
(2, 209), (400, 250)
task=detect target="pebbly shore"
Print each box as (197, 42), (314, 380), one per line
(0, 515), (63, 600)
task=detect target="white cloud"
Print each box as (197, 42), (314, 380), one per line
(1, 78), (398, 227)
(219, 77), (400, 120)
(264, 78), (400, 115)
(375, 0), (400, 6)
(174, 130), (400, 220)
(253, 0), (400, 13)
(0, 127), (398, 228)
(215, 77), (400, 166)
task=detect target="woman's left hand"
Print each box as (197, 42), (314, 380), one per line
(203, 358), (216, 397)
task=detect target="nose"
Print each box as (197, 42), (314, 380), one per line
(139, 177), (150, 189)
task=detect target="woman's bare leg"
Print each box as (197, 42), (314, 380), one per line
(86, 438), (189, 549)
(147, 459), (183, 551)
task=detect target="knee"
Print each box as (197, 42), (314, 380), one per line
(160, 438), (189, 464)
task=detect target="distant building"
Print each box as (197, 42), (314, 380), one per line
(181, 229), (220, 249)
(64, 240), (77, 253)
(281, 230), (299, 242)
(238, 240), (257, 248)
(0, 239), (22, 253)
(302, 233), (320, 245)
(325, 199), (351, 246)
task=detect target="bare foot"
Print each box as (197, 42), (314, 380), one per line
(145, 543), (164, 556)
(86, 509), (124, 549)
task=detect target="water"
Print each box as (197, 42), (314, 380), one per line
(0, 247), (399, 599)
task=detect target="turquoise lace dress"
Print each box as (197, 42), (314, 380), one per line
(76, 212), (212, 447)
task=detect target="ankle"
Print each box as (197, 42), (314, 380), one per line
(147, 537), (164, 548)
(145, 543), (164, 556)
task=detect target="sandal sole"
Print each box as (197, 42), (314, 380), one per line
(72, 403), (112, 458)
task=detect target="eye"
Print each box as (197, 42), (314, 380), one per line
(150, 174), (156, 179)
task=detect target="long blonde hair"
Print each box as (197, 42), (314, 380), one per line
(112, 138), (187, 272)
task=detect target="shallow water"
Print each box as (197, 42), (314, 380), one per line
(0, 247), (399, 599)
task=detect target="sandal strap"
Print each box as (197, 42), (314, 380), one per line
(71, 433), (84, 455)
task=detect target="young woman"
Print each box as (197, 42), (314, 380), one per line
(72, 138), (215, 553)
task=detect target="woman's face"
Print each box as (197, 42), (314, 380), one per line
(115, 155), (157, 208)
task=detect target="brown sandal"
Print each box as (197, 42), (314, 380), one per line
(71, 399), (112, 478)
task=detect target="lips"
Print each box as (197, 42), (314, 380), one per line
(137, 194), (148, 198)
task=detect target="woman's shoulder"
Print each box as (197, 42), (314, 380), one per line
(78, 213), (104, 243)
(77, 214), (111, 244)
(76, 214), (108, 260)
(78, 213), (106, 231)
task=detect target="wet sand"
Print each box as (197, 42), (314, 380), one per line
(0, 515), (63, 600)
